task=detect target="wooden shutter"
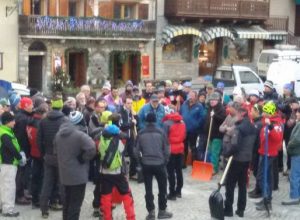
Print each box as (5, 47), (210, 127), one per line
(99, 1), (113, 19)
(138, 4), (149, 20)
(48, 0), (57, 16)
(23, 0), (31, 15)
(295, 6), (300, 36)
(59, 0), (68, 16)
(85, 0), (94, 17)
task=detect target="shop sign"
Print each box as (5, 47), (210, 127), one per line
(141, 55), (150, 77)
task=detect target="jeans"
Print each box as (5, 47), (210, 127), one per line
(40, 163), (64, 213)
(63, 184), (86, 220)
(184, 133), (198, 164)
(257, 155), (275, 201)
(290, 155), (300, 199)
(142, 164), (167, 212)
(225, 161), (249, 212)
(31, 158), (44, 205)
(167, 154), (183, 195)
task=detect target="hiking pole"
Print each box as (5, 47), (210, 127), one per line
(263, 125), (270, 217)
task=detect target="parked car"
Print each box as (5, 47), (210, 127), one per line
(267, 60), (300, 98)
(212, 65), (264, 95)
(257, 45), (300, 80)
(0, 79), (30, 97)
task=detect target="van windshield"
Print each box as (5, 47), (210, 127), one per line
(259, 53), (279, 64)
(213, 70), (237, 87)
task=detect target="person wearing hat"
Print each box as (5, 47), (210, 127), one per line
(8, 91), (21, 114)
(215, 82), (231, 105)
(14, 97), (33, 205)
(99, 124), (136, 220)
(98, 81), (112, 100)
(205, 83), (215, 104)
(169, 81), (186, 111)
(135, 112), (172, 220)
(204, 92), (226, 174)
(263, 80), (278, 102)
(180, 91), (205, 165)
(0, 112), (26, 217)
(26, 103), (49, 208)
(38, 95), (68, 218)
(138, 94), (166, 130)
(0, 98), (11, 113)
(104, 86), (123, 113)
(182, 81), (192, 96)
(120, 80), (134, 103)
(54, 111), (96, 220)
(255, 101), (283, 211)
(132, 86), (146, 114)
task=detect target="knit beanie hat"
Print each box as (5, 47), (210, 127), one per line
(248, 89), (260, 98)
(0, 98), (10, 107)
(69, 111), (83, 125)
(264, 80), (274, 90)
(125, 80), (133, 88)
(146, 112), (156, 123)
(103, 81), (111, 90)
(104, 124), (120, 135)
(209, 92), (220, 101)
(217, 82), (225, 90)
(1, 111), (15, 125)
(20, 97), (33, 110)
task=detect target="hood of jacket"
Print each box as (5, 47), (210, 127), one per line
(57, 122), (77, 137)
(162, 113), (183, 122)
(47, 110), (65, 121)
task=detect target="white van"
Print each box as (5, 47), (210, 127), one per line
(257, 45), (300, 79)
(267, 60), (300, 98)
(212, 65), (264, 95)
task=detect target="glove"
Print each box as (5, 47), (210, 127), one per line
(19, 151), (27, 167)
(210, 110), (214, 117)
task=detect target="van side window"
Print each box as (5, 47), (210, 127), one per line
(214, 70), (237, 87)
(259, 53), (279, 64)
(239, 71), (260, 84)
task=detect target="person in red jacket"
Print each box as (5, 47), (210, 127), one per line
(163, 112), (186, 200)
(256, 101), (284, 211)
(26, 103), (49, 208)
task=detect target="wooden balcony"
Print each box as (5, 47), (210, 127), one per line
(19, 15), (156, 40)
(165, 0), (270, 20)
(264, 17), (289, 31)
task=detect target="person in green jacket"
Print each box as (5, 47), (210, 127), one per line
(0, 112), (26, 217)
(282, 108), (300, 206)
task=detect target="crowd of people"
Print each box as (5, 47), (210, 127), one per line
(0, 77), (299, 220)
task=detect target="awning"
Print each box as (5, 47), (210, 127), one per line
(232, 25), (287, 40)
(162, 25), (202, 44)
(201, 26), (235, 43)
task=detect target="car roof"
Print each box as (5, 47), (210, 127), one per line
(216, 65), (252, 71)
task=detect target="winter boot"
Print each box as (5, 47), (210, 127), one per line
(157, 210), (173, 219)
(146, 210), (155, 220)
(248, 187), (262, 199)
(122, 192), (136, 220)
(100, 194), (113, 220)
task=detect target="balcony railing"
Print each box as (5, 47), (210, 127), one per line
(165, 0), (270, 20)
(264, 17), (289, 31)
(19, 15), (156, 39)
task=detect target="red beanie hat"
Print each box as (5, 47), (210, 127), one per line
(20, 97), (33, 110)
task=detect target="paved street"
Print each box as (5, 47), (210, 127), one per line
(4, 167), (300, 220)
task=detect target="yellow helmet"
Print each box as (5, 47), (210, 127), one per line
(263, 101), (276, 115)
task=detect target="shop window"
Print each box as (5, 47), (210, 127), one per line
(222, 39), (252, 64)
(239, 71), (260, 84)
(163, 36), (192, 62)
(114, 3), (137, 19)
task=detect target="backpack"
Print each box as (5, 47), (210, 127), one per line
(99, 135), (122, 170)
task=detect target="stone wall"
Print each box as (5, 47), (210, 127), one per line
(19, 38), (154, 92)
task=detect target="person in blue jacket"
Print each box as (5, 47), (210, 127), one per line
(138, 94), (165, 130)
(180, 91), (205, 165)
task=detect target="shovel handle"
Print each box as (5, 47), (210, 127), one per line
(204, 115), (213, 162)
(219, 156), (233, 186)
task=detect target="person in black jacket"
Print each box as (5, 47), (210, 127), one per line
(0, 112), (26, 217)
(204, 92), (226, 174)
(119, 97), (138, 179)
(14, 97), (33, 205)
(223, 107), (256, 218)
(38, 95), (68, 218)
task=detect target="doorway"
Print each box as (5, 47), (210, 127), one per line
(68, 51), (87, 87)
(28, 56), (43, 91)
(110, 51), (141, 86)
